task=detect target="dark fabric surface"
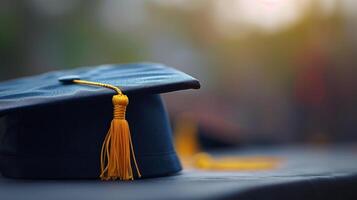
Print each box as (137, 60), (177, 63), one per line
(0, 62), (200, 115)
(0, 146), (356, 200)
(0, 94), (181, 178)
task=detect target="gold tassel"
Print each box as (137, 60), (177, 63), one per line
(71, 79), (141, 181)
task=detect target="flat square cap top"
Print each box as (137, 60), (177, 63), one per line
(0, 63), (200, 114)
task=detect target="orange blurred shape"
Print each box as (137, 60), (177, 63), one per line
(193, 153), (281, 171)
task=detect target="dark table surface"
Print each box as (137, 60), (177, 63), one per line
(1, 145), (357, 200)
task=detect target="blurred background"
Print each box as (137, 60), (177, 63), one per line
(1, 0), (356, 150)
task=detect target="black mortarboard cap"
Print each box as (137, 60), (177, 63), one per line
(0, 63), (200, 180)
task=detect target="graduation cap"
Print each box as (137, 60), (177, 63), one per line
(0, 63), (200, 180)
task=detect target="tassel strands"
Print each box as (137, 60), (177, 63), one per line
(71, 79), (141, 181)
(100, 95), (141, 180)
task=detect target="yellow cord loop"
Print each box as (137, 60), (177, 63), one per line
(72, 79), (141, 181)
(73, 80), (122, 94)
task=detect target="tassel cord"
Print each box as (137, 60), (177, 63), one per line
(71, 79), (141, 181)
